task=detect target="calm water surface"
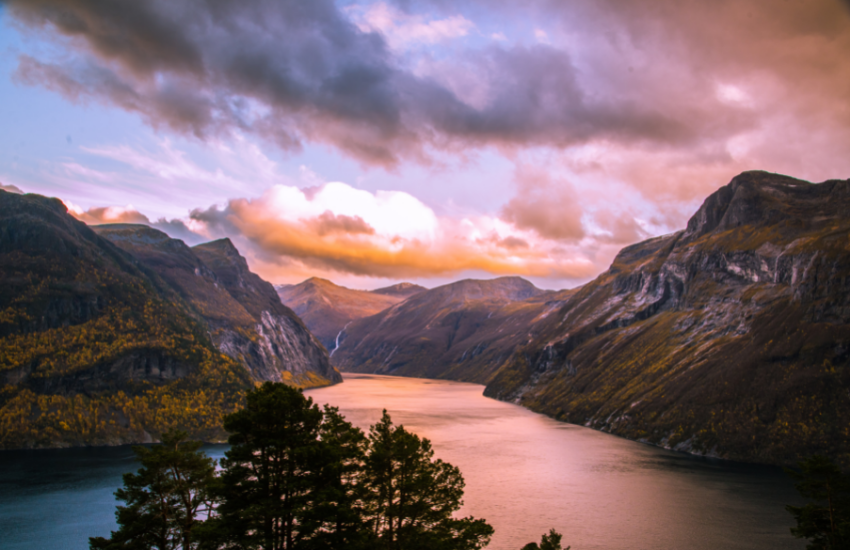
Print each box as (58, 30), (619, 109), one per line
(1, 373), (804, 550)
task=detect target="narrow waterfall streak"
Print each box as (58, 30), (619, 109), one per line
(330, 322), (352, 357)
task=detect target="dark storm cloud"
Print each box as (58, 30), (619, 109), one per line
(4, 0), (745, 167)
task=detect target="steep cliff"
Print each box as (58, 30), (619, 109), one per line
(333, 277), (575, 383)
(485, 171), (850, 466)
(0, 191), (337, 449)
(93, 225), (340, 387)
(192, 239), (340, 386)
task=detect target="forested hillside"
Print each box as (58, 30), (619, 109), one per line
(0, 190), (338, 449)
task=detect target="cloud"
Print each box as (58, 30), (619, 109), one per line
(351, 2), (474, 50)
(306, 211), (376, 237)
(6, 0), (762, 169)
(533, 29), (550, 44)
(501, 165), (585, 241)
(188, 182), (598, 280)
(0, 182), (24, 194)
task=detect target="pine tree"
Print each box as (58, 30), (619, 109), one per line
(202, 383), (328, 550)
(787, 455), (850, 550)
(300, 405), (369, 550)
(93, 386), (494, 550)
(521, 529), (569, 550)
(362, 410), (493, 550)
(89, 430), (217, 550)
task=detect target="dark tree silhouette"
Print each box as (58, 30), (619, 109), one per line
(201, 383), (328, 550)
(93, 384), (492, 550)
(362, 410), (493, 550)
(521, 529), (569, 550)
(787, 455), (850, 550)
(89, 430), (217, 550)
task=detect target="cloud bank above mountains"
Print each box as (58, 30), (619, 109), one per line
(66, 178), (599, 282)
(4, 0), (850, 287)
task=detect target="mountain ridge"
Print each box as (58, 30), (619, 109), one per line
(333, 276), (575, 383)
(0, 192), (338, 449)
(276, 277), (425, 349)
(93, 225), (339, 387)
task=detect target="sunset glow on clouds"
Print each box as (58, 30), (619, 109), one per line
(2, 0), (850, 289)
(64, 177), (600, 284)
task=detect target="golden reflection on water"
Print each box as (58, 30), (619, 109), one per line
(306, 373), (804, 550)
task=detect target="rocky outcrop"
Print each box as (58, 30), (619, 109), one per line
(92, 227), (341, 387)
(192, 239), (340, 386)
(484, 171), (850, 466)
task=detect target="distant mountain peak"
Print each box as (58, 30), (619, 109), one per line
(371, 282), (427, 297)
(303, 277), (339, 288)
(277, 277), (416, 349)
(194, 237), (239, 255)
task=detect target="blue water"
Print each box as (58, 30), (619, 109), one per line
(0, 444), (229, 549)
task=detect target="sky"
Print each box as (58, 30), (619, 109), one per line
(1, 0), (849, 290)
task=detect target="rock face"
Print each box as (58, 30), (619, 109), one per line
(485, 171), (850, 466)
(333, 277), (575, 382)
(94, 226), (340, 387)
(276, 277), (425, 350)
(0, 191), (337, 449)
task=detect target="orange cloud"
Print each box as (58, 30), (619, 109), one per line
(190, 183), (599, 281)
(306, 210), (376, 237)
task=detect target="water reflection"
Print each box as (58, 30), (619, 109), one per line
(0, 373), (803, 550)
(305, 374), (804, 550)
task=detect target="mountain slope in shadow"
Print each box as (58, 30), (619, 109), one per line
(276, 277), (425, 350)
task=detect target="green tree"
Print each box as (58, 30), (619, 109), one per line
(89, 430), (217, 550)
(300, 405), (369, 550)
(787, 455), (850, 550)
(521, 529), (569, 550)
(202, 383), (348, 550)
(362, 410), (493, 550)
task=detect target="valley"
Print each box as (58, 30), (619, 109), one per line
(2, 171), (848, 468)
(320, 172), (850, 467)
